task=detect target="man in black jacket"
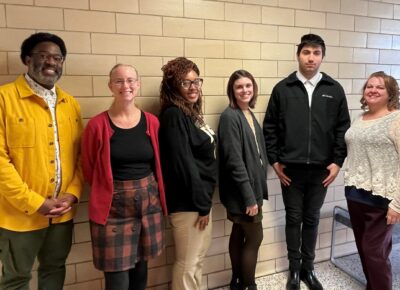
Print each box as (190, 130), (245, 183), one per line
(263, 34), (350, 290)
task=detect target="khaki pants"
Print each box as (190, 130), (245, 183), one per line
(169, 211), (212, 290)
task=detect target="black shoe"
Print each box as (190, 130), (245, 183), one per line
(300, 269), (323, 290)
(286, 270), (300, 290)
(229, 278), (241, 290)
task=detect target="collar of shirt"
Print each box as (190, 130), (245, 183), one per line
(24, 73), (57, 106)
(296, 71), (322, 107)
(296, 71), (322, 87)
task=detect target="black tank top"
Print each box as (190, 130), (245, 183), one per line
(109, 112), (154, 180)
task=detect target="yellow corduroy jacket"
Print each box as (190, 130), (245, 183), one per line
(0, 75), (84, 231)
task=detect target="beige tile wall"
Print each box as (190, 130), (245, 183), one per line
(0, 0), (398, 289)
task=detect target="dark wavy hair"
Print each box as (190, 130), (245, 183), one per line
(296, 34), (326, 57)
(227, 70), (258, 109)
(160, 57), (203, 123)
(20, 32), (67, 65)
(360, 71), (400, 111)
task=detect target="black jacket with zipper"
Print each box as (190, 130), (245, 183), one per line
(263, 72), (351, 167)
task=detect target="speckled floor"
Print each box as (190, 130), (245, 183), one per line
(213, 242), (400, 290)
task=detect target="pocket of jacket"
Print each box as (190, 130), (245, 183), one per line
(6, 117), (35, 148)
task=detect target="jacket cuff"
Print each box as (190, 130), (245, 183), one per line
(268, 155), (278, 166)
(28, 193), (46, 215)
(333, 158), (344, 167)
(199, 209), (211, 216)
(65, 176), (84, 203)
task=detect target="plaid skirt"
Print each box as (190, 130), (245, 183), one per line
(90, 174), (164, 272)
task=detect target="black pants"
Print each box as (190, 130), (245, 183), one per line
(281, 165), (328, 271)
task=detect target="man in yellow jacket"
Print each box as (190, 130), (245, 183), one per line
(0, 32), (83, 290)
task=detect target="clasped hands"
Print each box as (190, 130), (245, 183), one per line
(37, 193), (77, 218)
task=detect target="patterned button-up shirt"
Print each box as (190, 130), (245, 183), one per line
(25, 73), (61, 197)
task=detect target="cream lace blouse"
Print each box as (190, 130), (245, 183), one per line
(344, 110), (400, 212)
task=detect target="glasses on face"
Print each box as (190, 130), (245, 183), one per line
(111, 78), (138, 86)
(30, 51), (64, 64)
(180, 78), (203, 90)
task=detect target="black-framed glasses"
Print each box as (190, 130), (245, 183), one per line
(30, 51), (64, 64)
(180, 78), (203, 90)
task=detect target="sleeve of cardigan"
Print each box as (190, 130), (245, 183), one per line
(81, 120), (99, 186)
(144, 112), (168, 216)
(159, 108), (212, 216)
(388, 115), (400, 213)
(218, 110), (257, 207)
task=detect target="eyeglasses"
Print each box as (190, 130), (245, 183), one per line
(180, 78), (203, 90)
(30, 51), (64, 64)
(111, 78), (138, 86)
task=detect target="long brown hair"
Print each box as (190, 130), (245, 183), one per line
(226, 70), (258, 109)
(360, 71), (400, 111)
(160, 57), (203, 124)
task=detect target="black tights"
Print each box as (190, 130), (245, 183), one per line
(229, 222), (263, 287)
(104, 261), (148, 290)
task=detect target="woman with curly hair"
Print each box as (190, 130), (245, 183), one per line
(344, 71), (400, 290)
(158, 57), (217, 290)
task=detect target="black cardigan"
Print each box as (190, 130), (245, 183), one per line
(218, 106), (268, 215)
(159, 106), (217, 216)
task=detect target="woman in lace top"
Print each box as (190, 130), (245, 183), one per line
(344, 71), (400, 290)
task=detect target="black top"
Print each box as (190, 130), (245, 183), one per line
(263, 72), (350, 167)
(345, 186), (390, 209)
(109, 111), (154, 180)
(218, 107), (268, 215)
(159, 106), (217, 216)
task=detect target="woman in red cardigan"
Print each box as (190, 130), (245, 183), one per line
(81, 64), (167, 290)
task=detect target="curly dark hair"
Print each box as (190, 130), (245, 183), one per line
(160, 57), (203, 123)
(20, 32), (67, 65)
(360, 71), (400, 111)
(227, 70), (258, 109)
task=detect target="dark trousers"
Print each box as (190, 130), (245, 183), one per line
(0, 220), (73, 290)
(281, 166), (328, 271)
(347, 199), (393, 290)
(104, 261), (148, 290)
